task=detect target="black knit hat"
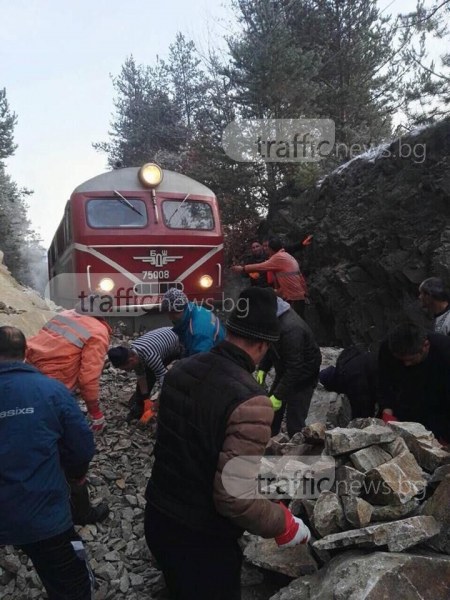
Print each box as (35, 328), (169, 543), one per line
(226, 287), (280, 342)
(108, 346), (131, 367)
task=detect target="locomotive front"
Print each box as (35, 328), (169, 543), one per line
(48, 163), (224, 321)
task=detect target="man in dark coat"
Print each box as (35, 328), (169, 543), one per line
(257, 298), (322, 437)
(144, 288), (310, 600)
(378, 321), (450, 442)
(0, 326), (96, 599)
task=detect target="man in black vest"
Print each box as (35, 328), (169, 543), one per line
(144, 287), (311, 600)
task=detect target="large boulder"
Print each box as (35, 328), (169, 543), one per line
(267, 119), (450, 345)
(269, 550), (450, 600)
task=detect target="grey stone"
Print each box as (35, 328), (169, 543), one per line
(341, 495), (373, 528)
(423, 475), (450, 554)
(347, 417), (386, 429)
(326, 393), (352, 428)
(313, 491), (346, 537)
(365, 449), (427, 505)
(371, 498), (420, 522)
(268, 550), (450, 600)
(244, 535), (317, 578)
(335, 465), (365, 497)
(313, 515), (441, 552)
(302, 423), (326, 445)
(430, 464), (450, 485)
(350, 445), (392, 472)
(388, 421), (450, 473)
(325, 425), (396, 456)
(305, 387), (332, 425)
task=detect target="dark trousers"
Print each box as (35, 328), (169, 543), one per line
(18, 527), (93, 600)
(145, 503), (242, 600)
(271, 381), (317, 438)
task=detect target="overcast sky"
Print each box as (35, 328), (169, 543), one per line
(2, 0), (446, 247)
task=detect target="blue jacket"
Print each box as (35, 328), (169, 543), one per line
(0, 362), (95, 545)
(173, 303), (225, 357)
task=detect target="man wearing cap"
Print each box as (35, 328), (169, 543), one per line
(161, 288), (225, 356)
(26, 294), (110, 525)
(108, 327), (181, 423)
(145, 287), (311, 599)
(419, 277), (450, 335)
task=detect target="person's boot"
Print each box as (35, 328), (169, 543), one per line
(69, 478), (109, 526)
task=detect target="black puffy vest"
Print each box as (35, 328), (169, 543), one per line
(146, 341), (263, 538)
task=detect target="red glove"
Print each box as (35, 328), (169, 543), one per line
(275, 503), (311, 548)
(90, 410), (105, 432)
(139, 399), (156, 424)
(381, 410), (398, 424)
(302, 234), (313, 246)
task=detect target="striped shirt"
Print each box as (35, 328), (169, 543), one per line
(131, 327), (181, 384)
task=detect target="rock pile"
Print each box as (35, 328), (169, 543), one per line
(245, 415), (450, 599)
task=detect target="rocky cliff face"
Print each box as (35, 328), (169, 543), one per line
(0, 251), (56, 336)
(269, 119), (450, 347)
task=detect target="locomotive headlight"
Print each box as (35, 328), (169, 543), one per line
(98, 277), (115, 292)
(199, 275), (213, 289)
(138, 163), (164, 188)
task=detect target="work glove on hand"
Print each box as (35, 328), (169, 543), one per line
(302, 234), (313, 246)
(270, 395), (283, 411)
(275, 503), (311, 548)
(139, 399), (156, 425)
(381, 410), (398, 424)
(90, 410), (105, 432)
(255, 370), (267, 385)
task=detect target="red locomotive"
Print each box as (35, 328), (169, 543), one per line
(47, 163), (224, 319)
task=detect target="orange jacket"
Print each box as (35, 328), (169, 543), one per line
(244, 249), (307, 301)
(26, 310), (111, 416)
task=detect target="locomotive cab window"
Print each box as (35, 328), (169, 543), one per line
(86, 198), (147, 228)
(162, 199), (214, 230)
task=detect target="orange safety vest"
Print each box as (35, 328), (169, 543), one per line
(26, 310), (110, 415)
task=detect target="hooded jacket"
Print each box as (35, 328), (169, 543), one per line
(0, 362), (95, 545)
(172, 302), (225, 357)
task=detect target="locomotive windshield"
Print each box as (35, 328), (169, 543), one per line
(162, 199), (214, 230)
(86, 198), (147, 228)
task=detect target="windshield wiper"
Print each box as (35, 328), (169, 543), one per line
(113, 190), (143, 217)
(167, 193), (190, 225)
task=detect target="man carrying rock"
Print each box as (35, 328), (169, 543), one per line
(0, 326), (96, 599)
(378, 321), (450, 443)
(144, 288), (310, 600)
(108, 326), (181, 423)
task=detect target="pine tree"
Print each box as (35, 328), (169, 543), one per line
(93, 56), (185, 168)
(398, 0), (450, 124)
(0, 88), (18, 163)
